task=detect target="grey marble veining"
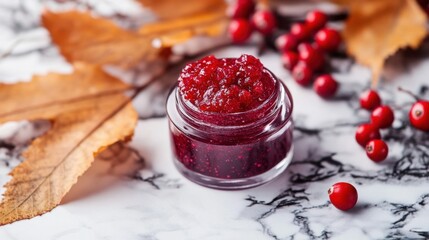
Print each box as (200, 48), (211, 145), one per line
(0, 1), (429, 239)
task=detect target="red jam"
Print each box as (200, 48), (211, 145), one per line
(167, 55), (294, 189)
(178, 55), (275, 113)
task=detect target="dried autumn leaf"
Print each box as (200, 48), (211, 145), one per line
(334, 0), (427, 84)
(0, 94), (137, 225)
(0, 63), (130, 123)
(139, 0), (226, 19)
(139, 9), (228, 48)
(42, 11), (157, 68)
(0, 64), (138, 225)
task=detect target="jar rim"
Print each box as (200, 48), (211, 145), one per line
(174, 69), (293, 128)
(166, 69), (294, 141)
(179, 69), (278, 118)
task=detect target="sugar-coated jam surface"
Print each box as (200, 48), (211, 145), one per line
(167, 54), (294, 187)
(178, 54), (275, 113)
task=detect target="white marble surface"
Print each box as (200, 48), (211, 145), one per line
(0, 1), (429, 239)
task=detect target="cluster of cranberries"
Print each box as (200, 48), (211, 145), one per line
(278, 11), (342, 99)
(178, 54), (274, 113)
(356, 87), (429, 162)
(227, 0), (276, 43)
(356, 90), (392, 162)
(228, 4), (342, 99)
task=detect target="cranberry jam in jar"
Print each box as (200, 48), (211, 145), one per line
(166, 54), (293, 189)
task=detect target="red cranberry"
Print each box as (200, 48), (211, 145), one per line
(281, 51), (299, 70)
(409, 101), (429, 131)
(251, 10), (277, 35)
(228, 19), (253, 44)
(298, 43), (324, 71)
(305, 10), (327, 31)
(398, 87), (429, 131)
(371, 105), (394, 129)
(355, 123), (381, 147)
(275, 34), (298, 52)
(290, 22), (311, 41)
(227, 0), (255, 19)
(315, 28), (341, 52)
(360, 90), (381, 111)
(313, 74), (338, 98)
(328, 182), (358, 211)
(366, 139), (388, 162)
(292, 61), (313, 86)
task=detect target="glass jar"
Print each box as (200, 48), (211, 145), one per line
(166, 69), (294, 190)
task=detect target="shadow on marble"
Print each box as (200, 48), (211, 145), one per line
(62, 142), (145, 204)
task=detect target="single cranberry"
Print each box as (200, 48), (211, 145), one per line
(355, 123), (381, 147)
(297, 43), (324, 71)
(398, 87), (429, 132)
(313, 74), (338, 98)
(328, 182), (358, 211)
(275, 34), (298, 52)
(281, 51), (299, 70)
(366, 139), (388, 162)
(251, 10), (277, 35)
(290, 22), (311, 42)
(227, 0), (255, 19)
(371, 105), (394, 129)
(315, 28), (341, 52)
(360, 90), (381, 111)
(292, 61), (313, 86)
(305, 10), (327, 31)
(228, 19), (253, 44)
(409, 101), (429, 131)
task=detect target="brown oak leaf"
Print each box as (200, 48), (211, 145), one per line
(0, 64), (137, 225)
(138, 0), (226, 19)
(42, 11), (157, 69)
(334, 0), (427, 84)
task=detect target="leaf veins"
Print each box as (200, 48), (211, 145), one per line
(0, 63), (138, 225)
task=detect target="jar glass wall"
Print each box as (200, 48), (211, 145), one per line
(166, 70), (294, 190)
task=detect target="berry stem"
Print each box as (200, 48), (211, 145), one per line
(398, 87), (420, 101)
(257, 37), (268, 56)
